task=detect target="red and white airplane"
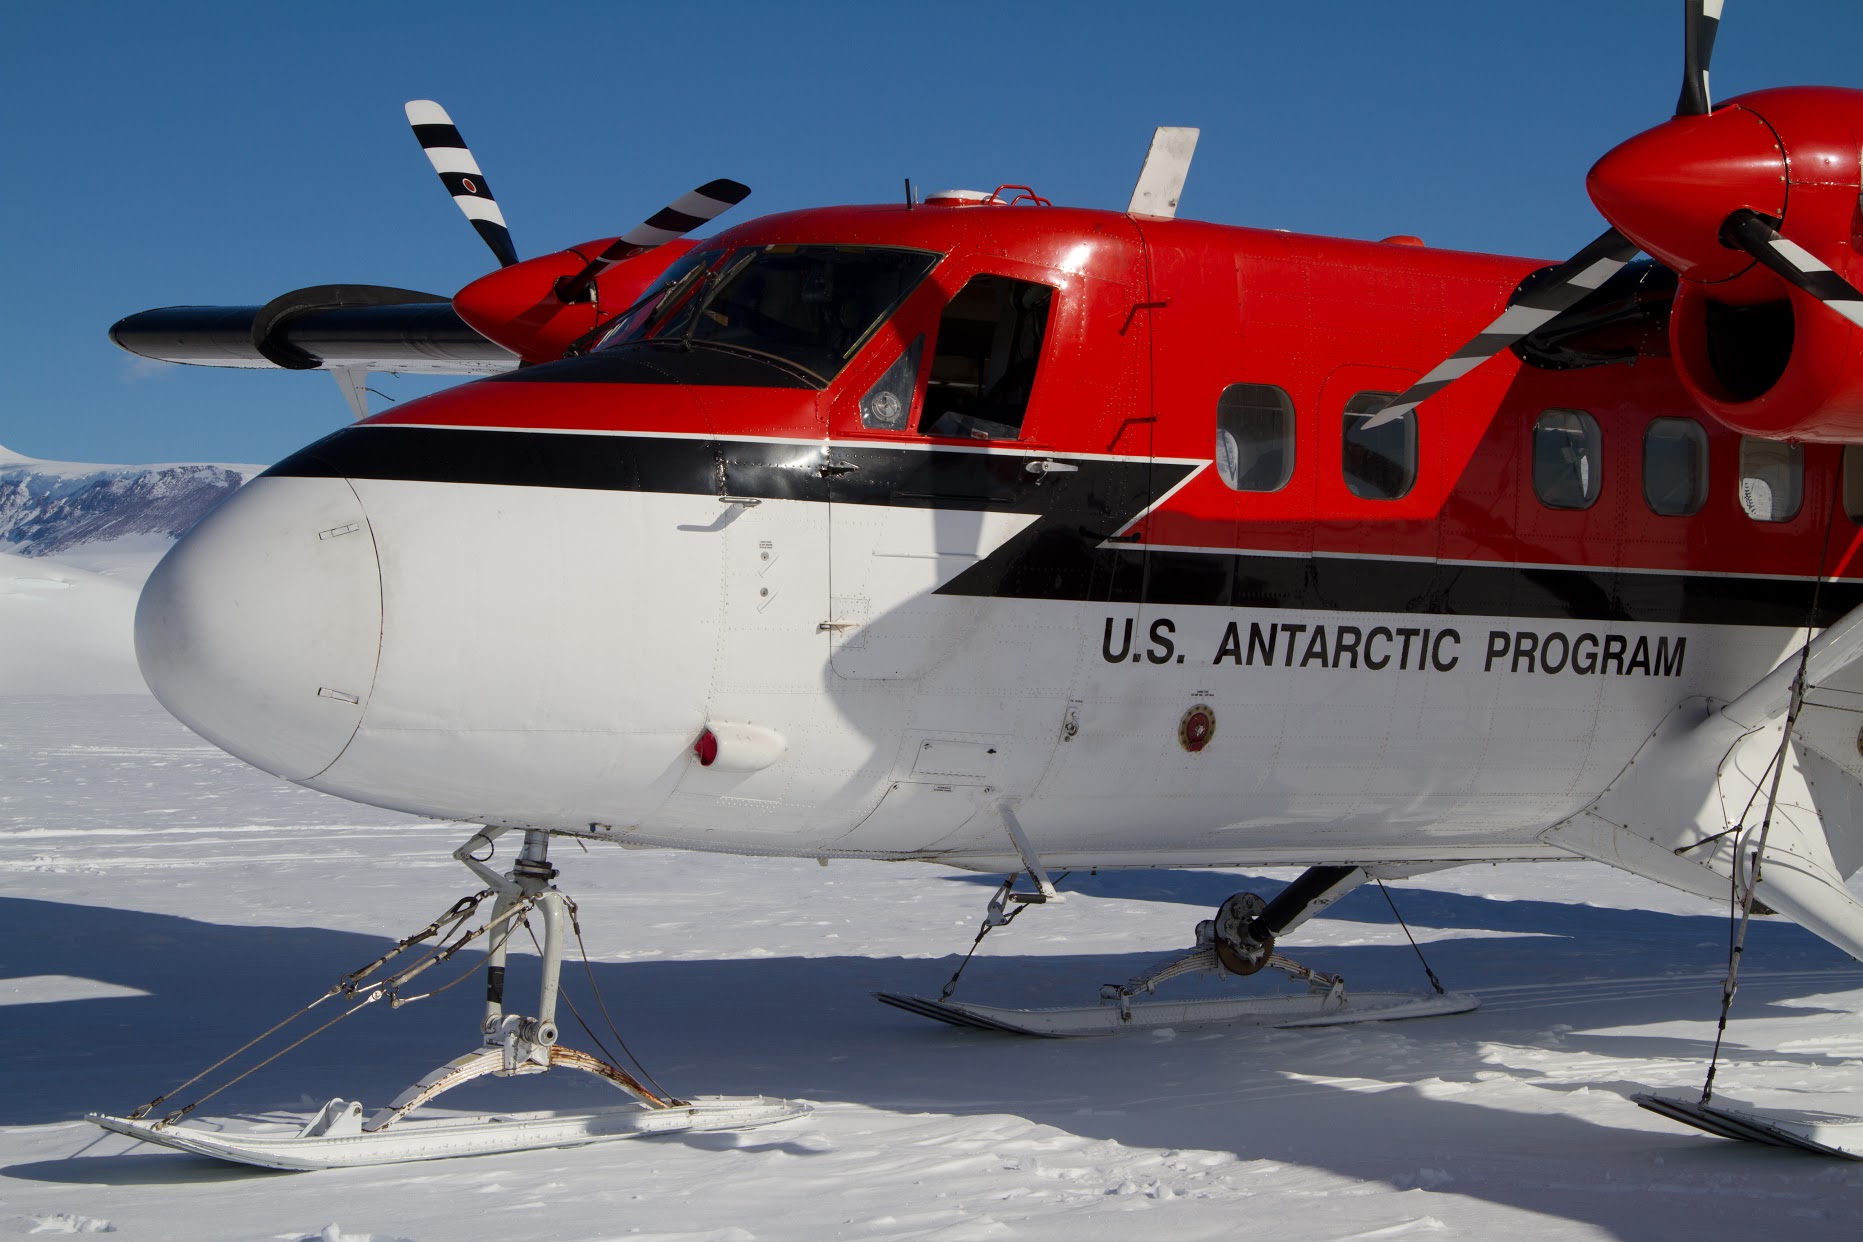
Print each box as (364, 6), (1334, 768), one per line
(94, 1), (1863, 1167)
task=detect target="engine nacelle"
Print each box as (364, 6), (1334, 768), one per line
(1590, 86), (1863, 441)
(452, 238), (697, 364)
(1670, 268), (1863, 442)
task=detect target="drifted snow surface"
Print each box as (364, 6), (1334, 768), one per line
(4, 701), (1863, 1237)
(0, 553), (149, 694)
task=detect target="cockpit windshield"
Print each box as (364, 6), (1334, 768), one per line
(594, 244), (940, 386)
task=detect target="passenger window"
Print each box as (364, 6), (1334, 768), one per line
(859, 336), (923, 430)
(1845, 445), (1863, 524)
(1739, 437), (1803, 523)
(1643, 418), (1708, 516)
(920, 275), (1054, 440)
(1341, 391), (1414, 500)
(1533, 409), (1602, 510)
(1215, 383), (1295, 492)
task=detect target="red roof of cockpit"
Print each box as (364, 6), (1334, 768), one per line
(711, 200), (1553, 294)
(699, 202), (1149, 281)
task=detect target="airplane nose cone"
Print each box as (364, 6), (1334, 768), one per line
(135, 475), (383, 781)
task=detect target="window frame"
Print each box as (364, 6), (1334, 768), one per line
(1845, 445), (1863, 526)
(916, 273), (1058, 442)
(1532, 408), (1603, 512)
(857, 335), (925, 431)
(1738, 436), (1805, 524)
(1641, 417), (1709, 517)
(1340, 390), (1416, 502)
(1214, 382), (1296, 494)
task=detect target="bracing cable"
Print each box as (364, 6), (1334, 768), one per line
(1376, 879), (1446, 996)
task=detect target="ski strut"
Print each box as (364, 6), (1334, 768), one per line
(91, 826), (806, 1170)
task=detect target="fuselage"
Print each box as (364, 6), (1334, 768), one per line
(134, 201), (1863, 873)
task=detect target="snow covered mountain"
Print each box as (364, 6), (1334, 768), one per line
(0, 444), (259, 557)
(0, 444), (263, 693)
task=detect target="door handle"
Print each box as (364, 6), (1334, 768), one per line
(1025, 458), (1078, 479)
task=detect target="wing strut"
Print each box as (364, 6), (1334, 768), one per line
(1722, 601), (1863, 727)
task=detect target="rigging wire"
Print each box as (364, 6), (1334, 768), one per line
(1700, 661), (1805, 1106)
(127, 890), (526, 1124)
(940, 875), (1030, 1000)
(1375, 879), (1446, 996)
(936, 871), (1070, 1001)
(1697, 486), (1843, 1105)
(519, 902), (677, 1103)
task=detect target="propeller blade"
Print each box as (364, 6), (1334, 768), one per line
(556, 179), (752, 303)
(1675, 0), (1725, 118)
(404, 100), (519, 269)
(1722, 209), (1863, 330)
(1362, 227), (1640, 429)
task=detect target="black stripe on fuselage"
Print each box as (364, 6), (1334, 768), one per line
(1126, 546), (1856, 630)
(263, 424), (1856, 629)
(265, 423), (1168, 515)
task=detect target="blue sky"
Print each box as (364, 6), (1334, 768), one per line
(5, 1), (1862, 466)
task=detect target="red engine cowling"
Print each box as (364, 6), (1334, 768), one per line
(1589, 87), (1863, 441)
(1669, 261), (1863, 441)
(452, 238), (698, 364)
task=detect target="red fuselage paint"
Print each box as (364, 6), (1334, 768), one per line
(368, 193), (1863, 591)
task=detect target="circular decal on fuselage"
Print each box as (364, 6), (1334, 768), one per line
(1179, 704), (1216, 753)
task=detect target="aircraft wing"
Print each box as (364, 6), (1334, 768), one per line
(111, 284), (516, 377)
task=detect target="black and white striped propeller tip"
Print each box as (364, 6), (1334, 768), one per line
(615, 179), (753, 251)
(1362, 227), (1639, 429)
(1723, 209), (1863, 331)
(1676, 0), (1725, 119)
(556, 179), (754, 303)
(404, 99), (519, 269)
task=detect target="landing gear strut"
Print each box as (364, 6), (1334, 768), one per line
(90, 827), (807, 1170)
(878, 864), (1478, 1037)
(1209, 890), (1275, 974)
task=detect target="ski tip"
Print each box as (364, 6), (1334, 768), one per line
(873, 992), (1053, 1036)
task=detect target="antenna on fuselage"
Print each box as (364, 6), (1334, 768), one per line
(1128, 127), (1199, 219)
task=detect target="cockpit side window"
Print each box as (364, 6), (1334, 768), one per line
(919, 275), (1055, 440)
(859, 336), (923, 430)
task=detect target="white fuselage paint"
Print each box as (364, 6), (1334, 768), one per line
(139, 471), (1803, 872)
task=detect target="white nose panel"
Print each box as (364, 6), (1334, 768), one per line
(135, 476), (383, 781)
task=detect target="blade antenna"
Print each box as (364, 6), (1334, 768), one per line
(405, 100), (519, 269)
(1675, 0), (1724, 118)
(556, 179), (751, 304)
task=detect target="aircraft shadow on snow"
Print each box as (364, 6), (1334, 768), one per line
(3, 874), (1860, 1235)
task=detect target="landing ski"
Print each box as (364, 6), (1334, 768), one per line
(1634, 1092), (1863, 1160)
(90, 829), (811, 1172)
(89, 1094), (808, 1172)
(875, 988), (1478, 1037)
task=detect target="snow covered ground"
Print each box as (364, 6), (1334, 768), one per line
(5, 696), (1863, 1239)
(0, 554), (149, 694)
(0, 443), (256, 695)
